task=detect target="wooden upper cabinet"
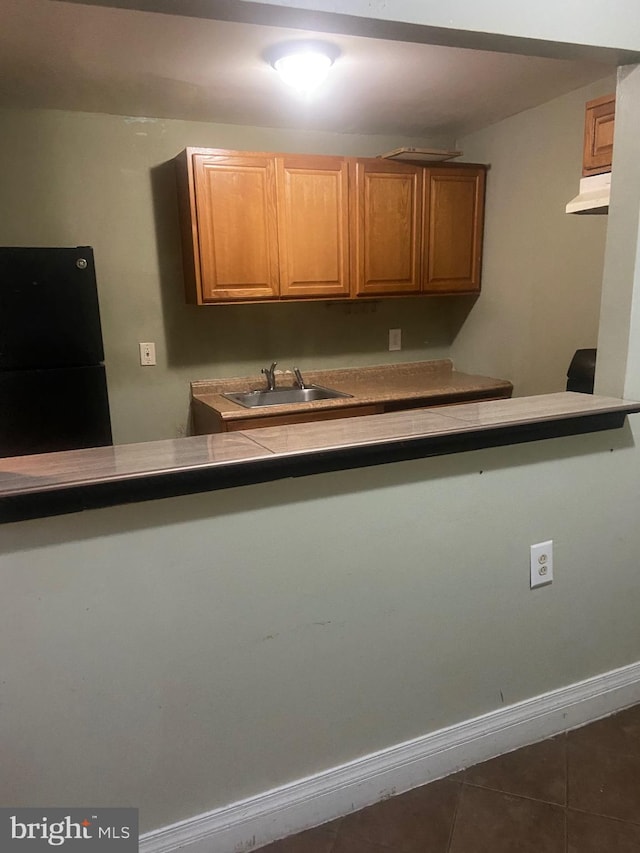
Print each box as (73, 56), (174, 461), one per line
(178, 149), (279, 303)
(352, 159), (422, 296)
(176, 148), (487, 304)
(583, 93), (615, 177)
(276, 155), (350, 298)
(423, 166), (486, 294)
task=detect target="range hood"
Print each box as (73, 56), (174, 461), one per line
(566, 172), (610, 215)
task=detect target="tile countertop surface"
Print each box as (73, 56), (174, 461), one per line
(190, 359), (514, 422)
(2, 391), (640, 524)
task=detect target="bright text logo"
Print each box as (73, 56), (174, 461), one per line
(1, 809), (137, 851)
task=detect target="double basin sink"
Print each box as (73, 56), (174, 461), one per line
(223, 385), (352, 409)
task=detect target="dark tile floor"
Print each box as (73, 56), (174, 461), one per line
(258, 702), (640, 852)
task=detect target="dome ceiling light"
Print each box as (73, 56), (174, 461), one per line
(267, 41), (340, 97)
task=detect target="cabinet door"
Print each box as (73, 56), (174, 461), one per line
(192, 152), (279, 301)
(583, 93), (615, 177)
(352, 159), (422, 296)
(423, 167), (485, 294)
(276, 156), (350, 298)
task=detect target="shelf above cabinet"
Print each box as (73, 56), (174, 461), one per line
(379, 147), (462, 163)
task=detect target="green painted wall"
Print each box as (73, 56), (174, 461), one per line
(451, 75), (614, 395)
(2, 2), (640, 841)
(0, 107), (456, 444)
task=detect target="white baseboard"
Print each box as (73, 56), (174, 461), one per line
(140, 659), (640, 853)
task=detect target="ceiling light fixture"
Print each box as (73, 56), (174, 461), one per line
(268, 41), (340, 97)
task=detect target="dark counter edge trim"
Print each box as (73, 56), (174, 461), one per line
(0, 411), (629, 524)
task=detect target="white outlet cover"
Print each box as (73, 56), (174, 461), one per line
(389, 328), (402, 351)
(530, 540), (553, 588)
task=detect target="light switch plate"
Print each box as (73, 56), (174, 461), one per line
(139, 342), (156, 366)
(389, 328), (402, 351)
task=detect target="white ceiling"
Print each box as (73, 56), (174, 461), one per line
(0, 0), (616, 140)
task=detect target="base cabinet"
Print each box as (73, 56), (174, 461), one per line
(176, 148), (487, 304)
(192, 392), (511, 435)
(191, 399), (385, 434)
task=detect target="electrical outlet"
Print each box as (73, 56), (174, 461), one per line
(389, 328), (402, 351)
(139, 342), (156, 366)
(530, 540), (553, 588)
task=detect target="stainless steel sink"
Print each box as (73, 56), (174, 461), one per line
(222, 385), (353, 409)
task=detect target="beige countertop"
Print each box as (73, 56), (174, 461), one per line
(2, 392), (639, 524)
(191, 359), (514, 424)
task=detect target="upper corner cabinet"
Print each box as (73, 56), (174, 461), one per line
(422, 165), (486, 294)
(582, 93), (615, 177)
(176, 148), (280, 304)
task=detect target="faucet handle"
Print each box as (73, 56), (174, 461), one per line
(261, 362), (278, 391)
(292, 367), (307, 389)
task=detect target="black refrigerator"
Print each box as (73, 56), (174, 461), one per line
(0, 246), (112, 458)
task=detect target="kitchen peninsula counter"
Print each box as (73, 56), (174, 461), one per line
(2, 392), (639, 524)
(190, 360), (514, 433)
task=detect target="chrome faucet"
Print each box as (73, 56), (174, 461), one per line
(292, 367), (307, 389)
(261, 361), (277, 391)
